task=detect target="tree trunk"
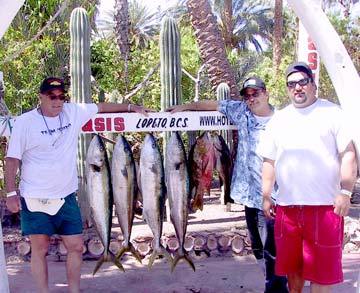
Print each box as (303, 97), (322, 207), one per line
(186, 0), (240, 100)
(273, 0), (283, 74)
(114, 0), (130, 93)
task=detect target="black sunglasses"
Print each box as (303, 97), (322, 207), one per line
(47, 94), (68, 101)
(244, 90), (263, 100)
(286, 77), (312, 88)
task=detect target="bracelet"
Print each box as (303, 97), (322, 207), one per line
(6, 191), (17, 197)
(127, 104), (132, 113)
(340, 189), (352, 197)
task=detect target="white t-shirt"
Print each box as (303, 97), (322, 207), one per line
(7, 103), (98, 199)
(257, 99), (352, 205)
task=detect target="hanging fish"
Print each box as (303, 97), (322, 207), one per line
(188, 132), (215, 211)
(139, 133), (172, 269)
(165, 132), (195, 272)
(111, 135), (142, 264)
(85, 135), (124, 275)
(213, 133), (234, 205)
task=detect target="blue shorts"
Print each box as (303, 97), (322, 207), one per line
(20, 193), (83, 236)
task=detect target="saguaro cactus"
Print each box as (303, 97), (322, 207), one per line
(216, 82), (231, 149)
(160, 16), (182, 154)
(70, 7), (92, 226)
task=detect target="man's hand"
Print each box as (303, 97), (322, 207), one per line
(333, 194), (351, 216)
(131, 105), (154, 117)
(263, 196), (276, 219)
(6, 195), (21, 213)
(165, 105), (186, 114)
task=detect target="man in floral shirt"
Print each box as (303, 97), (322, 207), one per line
(166, 77), (288, 292)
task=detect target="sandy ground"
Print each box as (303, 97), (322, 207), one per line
(4, 195), (360, 292)
(6, 252), (360, 293)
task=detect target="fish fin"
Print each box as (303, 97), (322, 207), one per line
(93, 251), (125, 275)
(110, 251), (125, 272)
(191, 194), (204, 211)
(148, 245), (173, 269)
(116, 246), (126, 260)
(130, 243), (143, 264)
(116, 243), (142, 264)
(171, 249), (195, 273)
(92, 255), (105, 275)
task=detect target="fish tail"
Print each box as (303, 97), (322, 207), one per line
(92, 255), (105, 275)
(116, 243), (142, 264)
(116, 246), (126, 260)
(129, 243), (143, 264)
(171, 249), (195, 272)
(93, 251), (125, 275)
(191, 193), (204, 211)
(148, 245), (173, 269)
(110, 251), (125, 272)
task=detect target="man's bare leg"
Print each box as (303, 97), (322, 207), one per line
(61, 234), (84, 293)
(310, 283), (332, 293)
(288, 272), (305, 293)
(29, 234), (50, 293)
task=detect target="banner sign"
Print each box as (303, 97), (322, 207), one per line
(0, 111), (236, 136)
(297, 0), (321, 95)
(298, 22), (320, 93)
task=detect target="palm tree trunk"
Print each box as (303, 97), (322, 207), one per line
(186, 0), (240, 100)
(114, 0), (130, 93)
(273, 0), (283, 74)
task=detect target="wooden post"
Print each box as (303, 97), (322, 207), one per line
(0, 223), (9, 293)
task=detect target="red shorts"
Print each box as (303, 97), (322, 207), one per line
(274, 205), (344, 285)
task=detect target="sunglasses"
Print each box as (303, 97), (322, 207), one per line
(47, 94), (68, 101)
(244, 91), (263, 100)
(286, 77), (311, 88)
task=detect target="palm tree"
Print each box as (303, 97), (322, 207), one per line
(213, 0), (273, 53)
(322, 0), (359, 18)
(114, 0), (130, 92)
(186, 0), (240, 99)
(98, 0), (164, 49)
(273, 0), (283, 73)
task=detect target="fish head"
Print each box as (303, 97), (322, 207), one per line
(87, 135), (107, 170)
(141, 134), (158, 156)
(114, 135), (133, 160)
(166, 132), (186, 166)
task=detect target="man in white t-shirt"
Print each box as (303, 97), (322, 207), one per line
(258, 62), (357, 293)
(4, 77), (153, 293)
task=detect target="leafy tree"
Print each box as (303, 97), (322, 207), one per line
(212, 0), (274, 53)
(0, 0), (99, 114)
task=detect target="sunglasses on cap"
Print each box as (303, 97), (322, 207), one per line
(46, 93), (68, 101)
(286, 77), (312, 88)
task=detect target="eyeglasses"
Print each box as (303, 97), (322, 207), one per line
(244, 91), (263, 100)
(47, 94), (68, 101)
(286, 77), (311, 88)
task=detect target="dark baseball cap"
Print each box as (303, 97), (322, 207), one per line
(240, 77), (266, 96)
(40, 77), (66, 94)
(286, 62), (313, 81)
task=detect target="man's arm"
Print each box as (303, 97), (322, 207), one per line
(166, 100), (218, 113)
(334, 141), (358, 216)
(97, 102), (154, 115)
(5, 157), (21, 213)
(262, 158), (276, 219)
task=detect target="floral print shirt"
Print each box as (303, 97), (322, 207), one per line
(218, 100), (276, 209)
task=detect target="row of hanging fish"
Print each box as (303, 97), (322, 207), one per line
(85, 132), (197, 275)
